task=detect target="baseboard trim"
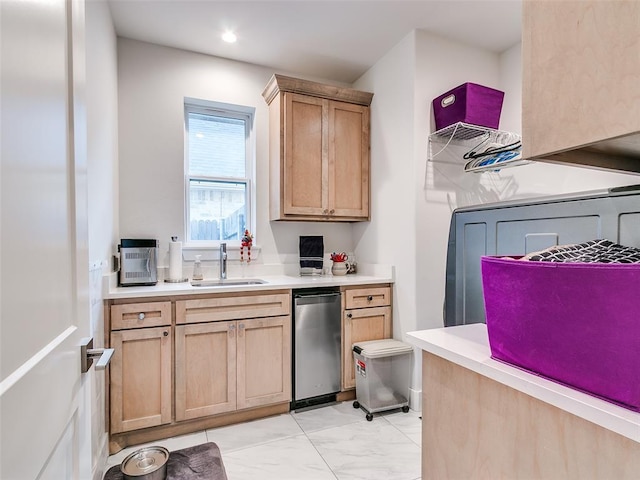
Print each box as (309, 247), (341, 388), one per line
(409, 387), (422, 412)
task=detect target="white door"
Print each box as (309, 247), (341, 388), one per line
(1, 0), (91, 479)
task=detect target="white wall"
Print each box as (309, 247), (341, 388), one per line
(86, 2), (119, 478)
(352, 33), (416, 334)
(117, 39), (354, 271)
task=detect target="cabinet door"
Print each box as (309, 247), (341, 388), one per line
(283, 93), (327, 216)
(522, 1), (640, 164)
(342, 306), (392, 390)
(328, 100), (369, 219)
(237, 315), (292, 409)
(175, 321), (236, 421)
(110, 326), (172, 433)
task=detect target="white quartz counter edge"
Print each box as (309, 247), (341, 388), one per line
(104, 274), (393, 299)
(407, 324), (640, 443)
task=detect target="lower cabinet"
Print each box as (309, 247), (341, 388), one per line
(175, 315), (291, 421)
(237, 315), (291, 409)
(174, 321), (236, 420)
(107, 285), (392, 448)
(342, 285), (392, 390)
(110, 326), (172, 434)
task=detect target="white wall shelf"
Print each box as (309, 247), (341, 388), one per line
(428, 122), (531, 173)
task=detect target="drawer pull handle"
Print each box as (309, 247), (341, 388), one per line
(138, 313), (145, 320)
(347, 313), (352, 318)
(367, 295), (373, 302)
(163, 331), (168, 337)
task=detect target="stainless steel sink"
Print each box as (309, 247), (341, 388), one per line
(190, 279), (267, 287)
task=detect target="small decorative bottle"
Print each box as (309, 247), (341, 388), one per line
(192, 255), (203, 281)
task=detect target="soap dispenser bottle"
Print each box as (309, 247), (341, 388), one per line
(192, 255), (203, 281)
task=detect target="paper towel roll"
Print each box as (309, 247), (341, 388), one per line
(169, 240), (182, 281)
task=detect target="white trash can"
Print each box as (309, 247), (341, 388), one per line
(352, 339), (413, 421)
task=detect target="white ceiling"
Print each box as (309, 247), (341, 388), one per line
(107, 0), (523, 84)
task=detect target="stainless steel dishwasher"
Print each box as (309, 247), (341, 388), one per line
(292, 289), (342, 409)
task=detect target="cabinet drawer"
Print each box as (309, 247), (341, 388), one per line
(176, 292), (291, 324)
(111, 301), (171, 330)
(344, 286), (390, 309)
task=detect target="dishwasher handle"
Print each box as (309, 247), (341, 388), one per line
(294, 292), (340, 299)
(294, 292), (341, 306)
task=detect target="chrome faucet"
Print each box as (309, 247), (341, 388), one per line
(219, 243), (227, 279)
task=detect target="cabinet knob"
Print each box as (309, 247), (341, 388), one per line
(229, 324), (235, 338)
(347, 313), (352, 318)
(163, 331), (168, 337)
(367, 295), (373, 302)
(138, 313), (145, 320)
(329, 209), (335, 215)
(323, 209), (329, 215)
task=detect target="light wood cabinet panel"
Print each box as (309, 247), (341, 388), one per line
(342, 305), (392, 390)
(176, 293), (290, 325)
(422, 352), (640, 479)
(110, 326), (172, 433)
(522, 0), (640, 173)
(237, 315), (291, 409)
(175, 315), (291, 420)
(175, 322), (236, 421)
(263, 74), (372, 221)
(111, 301), (171, 330)
(345, 286), (391, 309)
(284, 93), (326, 216)
(329, 100), (369, 218)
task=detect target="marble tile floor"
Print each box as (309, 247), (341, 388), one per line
(106, 401), (422, 480)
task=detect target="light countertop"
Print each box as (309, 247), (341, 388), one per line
(407, 324), (640, 443)
(104, 271), (393, 300)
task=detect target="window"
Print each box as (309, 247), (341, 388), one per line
(185, 100), (254, 243)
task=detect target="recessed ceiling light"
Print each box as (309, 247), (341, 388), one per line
(222, 31), (237, 43)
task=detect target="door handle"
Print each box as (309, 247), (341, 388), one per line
(81, 337), (115, 373)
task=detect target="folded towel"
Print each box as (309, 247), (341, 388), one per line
(300, 258), (324, 268)
(299, 236), (324, 272)
(299, 235), (324, 257)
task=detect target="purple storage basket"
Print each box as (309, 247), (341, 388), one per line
(481, 256), (640, 412)
(433, 82), (504, 130)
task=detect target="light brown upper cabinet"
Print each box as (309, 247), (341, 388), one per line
(522, 0), (640, 173)
(262, 74), (373, 221)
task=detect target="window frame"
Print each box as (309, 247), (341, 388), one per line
(183, 98), (256, 246)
